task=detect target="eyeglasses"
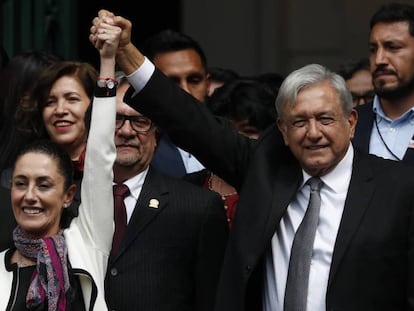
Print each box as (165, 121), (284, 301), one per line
(115, 114), (153, 132)
(351, 91), (375, 106)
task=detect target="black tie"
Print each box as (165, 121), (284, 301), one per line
(284, 177), (323, 311)
(112, 184), (130, 254)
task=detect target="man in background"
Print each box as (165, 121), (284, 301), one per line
(141, 29), (210, 177)
(353, 3), (414, 165)
(338, 57), (374, 106)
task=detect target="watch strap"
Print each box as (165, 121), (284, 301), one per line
(95, 77), (118, 97)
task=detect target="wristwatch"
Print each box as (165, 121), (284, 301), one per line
(97, 78), (116, 89)
(95, 77), (118, 97)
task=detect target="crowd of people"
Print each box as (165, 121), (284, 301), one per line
(0, 2), (414, 310)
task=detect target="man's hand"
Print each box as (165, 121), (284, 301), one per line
(90, 10), (132, 54)
(90, 9), (145, 75)
(93, 19), (122, 59)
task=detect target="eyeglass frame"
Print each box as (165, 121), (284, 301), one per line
(115, 114), (154, 133)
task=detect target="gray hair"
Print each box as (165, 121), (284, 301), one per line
(275, 64), (353, 121)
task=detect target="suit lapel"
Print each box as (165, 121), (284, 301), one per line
(117, 168), (168, 256)
(265, 163), (302, 241)
(231, 131), (302, 260)
(328, 151), (374, 286)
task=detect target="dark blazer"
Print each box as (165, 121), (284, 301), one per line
(151, 133), (187, 177)
(353, 102), (414, 166)
(104, 166), (228, 311)
(0, 185), (14, 251)
(126, 69), (414, 311)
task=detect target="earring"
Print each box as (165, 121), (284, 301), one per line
(63, 203), (68, 209)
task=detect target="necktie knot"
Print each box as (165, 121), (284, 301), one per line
(113, 184), (130, 198)
(308, 177), (322, 192)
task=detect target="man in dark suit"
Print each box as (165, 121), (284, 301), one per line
(141, 29), (210, 177)
(353, 3), (414, 165)
(91, 10), (414, 310)
(104, 75), (228, 311)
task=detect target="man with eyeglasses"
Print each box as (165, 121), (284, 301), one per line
(338, 58), (374, 107)
(104, 74), (228, 311)
(353, 3), (414, 165)
(115, 114), (153, 132)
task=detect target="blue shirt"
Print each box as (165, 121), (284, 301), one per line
(369, 95), (414, 161)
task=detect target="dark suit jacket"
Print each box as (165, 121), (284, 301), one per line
(126, 69), (414, 311)
(151, 133), (187, 177)
(353, 102), (414, 166)
(104, 166), (228, 311)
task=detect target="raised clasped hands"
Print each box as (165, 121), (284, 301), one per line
(89, 11), (122, 59)
(90, 10), (132, 56)
(90, 10), (145, 75)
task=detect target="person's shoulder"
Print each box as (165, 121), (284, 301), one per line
(357, 151), (414, 181)
(182, 169), (209, 186)
(151, 167), (205, 188)
(252, 123), (296, 165)
(364, 151), (411, 167)
(257, 123), (279, 142)
(354, 101), (374, 115)
(154, 169), (220, 199)
(165, 172), (215, 194)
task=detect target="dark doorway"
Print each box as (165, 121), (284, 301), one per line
(77, 1), (181, 69)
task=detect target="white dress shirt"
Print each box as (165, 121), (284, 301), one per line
(177, 147), (205, 173)
(114, 167), (149, 224)
(263, 144), (354, 311)
(127, 57), (155, 93)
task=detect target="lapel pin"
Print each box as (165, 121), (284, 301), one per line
(149, 199), (160, 209)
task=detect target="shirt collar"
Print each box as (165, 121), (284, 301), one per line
(372, 94), (414, 123)
(113, 166), (149, 200)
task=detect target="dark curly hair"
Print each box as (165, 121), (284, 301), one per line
(16, 61), (96, 140)
(370, 3), (414, 36)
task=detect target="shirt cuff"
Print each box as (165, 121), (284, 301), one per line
(126, 57), (155, 94)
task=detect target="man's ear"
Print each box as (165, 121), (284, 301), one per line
(348, 109), (358, 139)
(277, 119), (289, 146)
